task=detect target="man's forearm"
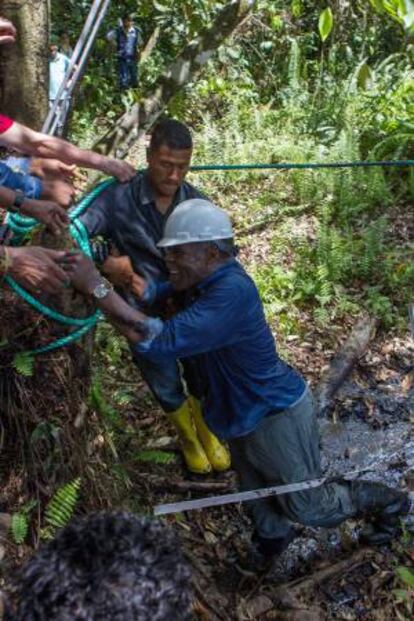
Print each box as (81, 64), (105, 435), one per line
(22, 133), (113, 174)
(0, 185), (21, 209)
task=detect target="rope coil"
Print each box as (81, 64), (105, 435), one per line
(4, 178), (115, 355)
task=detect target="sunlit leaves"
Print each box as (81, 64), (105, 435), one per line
(318, 7), (334, 42)
(291, 0), (303, 18)
(369, 0), (414, 32)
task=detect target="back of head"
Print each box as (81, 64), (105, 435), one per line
(149, 119), (193, 152)
(7, 512), (193, 621)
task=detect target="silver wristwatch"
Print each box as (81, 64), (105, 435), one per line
(91, 277), (113, 300)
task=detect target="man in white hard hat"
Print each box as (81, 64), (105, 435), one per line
(69, 199), (411, 568)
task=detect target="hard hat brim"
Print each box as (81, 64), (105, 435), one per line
(157, 233), (234, 249)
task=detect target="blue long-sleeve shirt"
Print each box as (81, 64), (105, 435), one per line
(136, 260), (306, 439)
(0, 160), (42, 199)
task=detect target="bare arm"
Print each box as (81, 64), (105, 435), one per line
(0, 186), (69, 234)
(0, 122), (136, 182)
(70, 254), (148, 341)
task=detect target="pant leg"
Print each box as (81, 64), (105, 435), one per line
(118, 59), (129, 89)
(230, 437), (293, 540)
(132, 349), (186, 413)
(229, 390), (357, 540)
(127, 59), (138, 87)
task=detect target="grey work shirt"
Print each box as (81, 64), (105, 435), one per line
(79, 170), (204, 283)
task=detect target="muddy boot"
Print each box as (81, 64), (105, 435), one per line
(239, 529), (298, 574)
(351, 481), (410, 545)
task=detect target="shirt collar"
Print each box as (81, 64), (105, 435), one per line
(138, 171), (191, 214)
(195, 258), (239, 293)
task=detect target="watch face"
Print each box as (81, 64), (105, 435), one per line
(93, 283), (110, 299)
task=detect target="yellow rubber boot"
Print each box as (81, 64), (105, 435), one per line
(189, 396), (231, 472)
(169, 400), (212, 474)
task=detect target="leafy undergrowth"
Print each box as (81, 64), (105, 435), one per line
(1, 172), (413, 620)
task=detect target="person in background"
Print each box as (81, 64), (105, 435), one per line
(4, 512), (193, 621)
(49, 36), (72, 135)
(59, 31), (74, 58)
(107, 13), (142, 90)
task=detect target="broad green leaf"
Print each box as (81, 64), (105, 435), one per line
(396, 566), (414, 588)
(318, 7), (334, 42)
(356, 61), (373, 90)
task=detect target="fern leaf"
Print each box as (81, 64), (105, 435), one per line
(11, 513), (28, 544)
(12, 352), (34, 377)
(45, 478), (81, 529)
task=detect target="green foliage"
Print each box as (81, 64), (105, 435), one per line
(369, 0), (414, 32)
(393, 565), (414, 615)
(318, 7), (334, 42)
(11, 513), (29, 545)
(44, 478), (81, 529)
(90, 375), (123, 427)
(12, 352), (34, 377)
(134, 450), (176, 465)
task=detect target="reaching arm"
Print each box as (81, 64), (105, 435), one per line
(69, 253), (150, 340)
(0, 121), (136, 182)
(0, 186), (69, 235)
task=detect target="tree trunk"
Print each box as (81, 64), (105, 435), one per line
(93, 0), (255, 159)
(0, 0), (49, 128)
(0, 2), (110, 515)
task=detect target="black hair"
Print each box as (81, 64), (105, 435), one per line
(122, 13), (134, 23)
(213, 238), (238, 257)
(149, 119), (193, 152)
(6, 512), (193, 621)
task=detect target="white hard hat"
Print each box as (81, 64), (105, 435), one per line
(157, 199), (234, 248)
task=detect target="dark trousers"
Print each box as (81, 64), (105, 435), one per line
(132, 351), (185, 413)
(118, 57), (138, 89)
(228, 390), (357, 540)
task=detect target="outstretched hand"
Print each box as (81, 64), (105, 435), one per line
(41, 178), (77, 208)
(30, 157), (77, 180)
(100, 255), (147, 297)
(104, 158), (136, 182)
(20, 199), (70, 235)
(8, 247), (77, 296)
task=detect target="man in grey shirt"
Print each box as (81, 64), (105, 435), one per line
(80, 119), (230, 475)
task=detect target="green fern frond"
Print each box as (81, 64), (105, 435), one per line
(135, 450), (176, 465)
(45, 478), (81, 529)
(12, 352), (34, 377)
(11, 513), (28, 544)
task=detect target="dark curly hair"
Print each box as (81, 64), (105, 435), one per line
(6, 512), (193, 621)
(149, 119), (193, 152)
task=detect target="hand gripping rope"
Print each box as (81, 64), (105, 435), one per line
(4, 178), (115, 355)
(4, 157), (414, 356)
